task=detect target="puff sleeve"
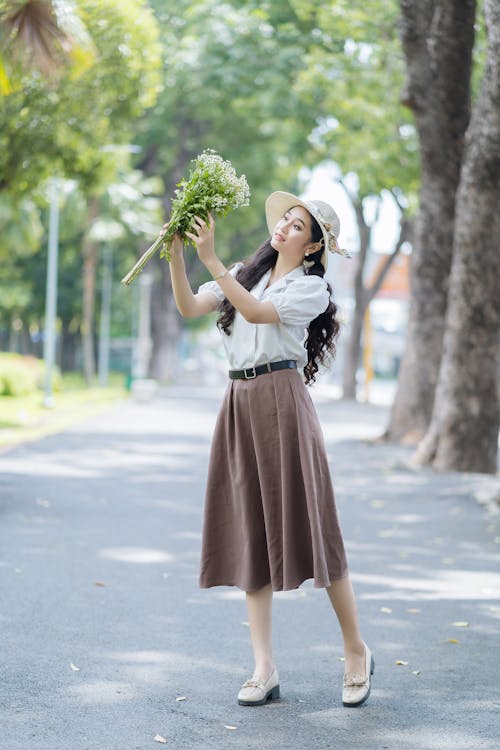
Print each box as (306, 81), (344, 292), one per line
(270, 275), (330, 327)
(197, 262), (243, 304)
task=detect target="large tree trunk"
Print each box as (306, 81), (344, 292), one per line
(415, 0), (500, 473)
(386, 0), (476, 442)
(81, 198), (99, 385)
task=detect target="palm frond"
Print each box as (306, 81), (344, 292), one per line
(0, 0), (72, 75)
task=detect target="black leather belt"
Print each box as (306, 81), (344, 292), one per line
(229, 359), (297, 380)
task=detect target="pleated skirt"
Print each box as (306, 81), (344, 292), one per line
(199, 368), (349, 592)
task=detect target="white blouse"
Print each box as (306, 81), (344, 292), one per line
(197, 262), (330, 370)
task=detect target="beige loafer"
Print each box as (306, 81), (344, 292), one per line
(237, 667), (280, 706)
(342, 642), (374, 707)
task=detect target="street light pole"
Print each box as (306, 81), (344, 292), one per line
(43, 178), (60, 408)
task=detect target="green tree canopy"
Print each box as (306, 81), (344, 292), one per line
(0, 0), (162, 195)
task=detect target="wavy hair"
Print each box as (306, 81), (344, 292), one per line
(217, 214), (341, 385)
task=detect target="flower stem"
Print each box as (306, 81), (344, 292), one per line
(121, 233), (169, 286)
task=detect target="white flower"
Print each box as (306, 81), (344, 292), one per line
(121, 150), (250, 285)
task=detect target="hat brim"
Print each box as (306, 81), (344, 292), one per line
(265, 191), (330, 269)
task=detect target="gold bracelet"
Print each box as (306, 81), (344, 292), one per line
(212, 268), (228, 281)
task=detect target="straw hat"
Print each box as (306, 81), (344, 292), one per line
(265, 191), (351, 268)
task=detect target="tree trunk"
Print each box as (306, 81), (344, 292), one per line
(386, 0), (476, 442)
(60, 321), (79, 372)
(342, 194), (408, 400)
(149, 253), (181, 381)
(342, 196), (371, 399)
(81, 198), (99, 385)
(415, 0), (500, 473)
(343, 298), (367, 399)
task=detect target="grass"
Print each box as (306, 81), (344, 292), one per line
(0, 371), (127, 450)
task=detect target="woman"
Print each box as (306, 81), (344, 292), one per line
(167, 191), (374, 708)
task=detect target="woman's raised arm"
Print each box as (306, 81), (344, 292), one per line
(185, 214), (280, 325)
(168, 232), (219, 318)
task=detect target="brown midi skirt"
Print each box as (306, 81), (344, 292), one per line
(199, 368), (348, 592)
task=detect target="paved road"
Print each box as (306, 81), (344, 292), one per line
(1, 386), (499, 750)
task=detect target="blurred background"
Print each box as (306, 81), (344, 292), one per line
(0, 0), (498, 474)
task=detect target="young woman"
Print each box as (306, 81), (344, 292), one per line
(167, 191), (374, 708)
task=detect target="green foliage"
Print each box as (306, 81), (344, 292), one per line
(0, 351), (58, 395)
(0, 192), (43, 260)
(0, 0), (429, 359)
(162, 150), (250, 253)
(0, 0), (162, 195)
(123, 150), (251, 283)
(138, 0), (323, 262)
(293, 0), (419, 203)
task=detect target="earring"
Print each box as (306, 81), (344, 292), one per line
(303, 254), (315, 270)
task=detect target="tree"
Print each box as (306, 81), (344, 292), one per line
(0, 0), (89, 82)
(414, 0), (500, 473)
(136, 0), (325, 379)
(81, 167), (162, 383)
(0, 192), (43, 350)
(292, 0), (419, 398)
(0, 0), (161, 195)
(338, 183), (413, 398)
(384, 0), (476, 442)
(1, 0), (162, 381)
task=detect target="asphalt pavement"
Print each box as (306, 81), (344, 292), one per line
(0, 384), (499, 750)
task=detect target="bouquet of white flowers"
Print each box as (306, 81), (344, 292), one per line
(121, 150), (250, 286)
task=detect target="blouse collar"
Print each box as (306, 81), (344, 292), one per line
(261, 264), (305, 293)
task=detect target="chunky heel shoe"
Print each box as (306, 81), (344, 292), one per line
(237, 667), (280, 706)
(342, 642), (374, 708)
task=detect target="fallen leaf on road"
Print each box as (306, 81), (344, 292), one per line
(412, 670), (420, 676)
(94, 582), (106, 587)
(445, 638), (459, 644)
(395, 660), (409, 666)
(380, 607), (392, 614)
(70, 663), (80, 671)
(406, 608), (421, 614)
(452, 621), (469, 628)
(175, 696), (186, 702)
(224, 725), (237, 730)
(154, 735), (167, 744)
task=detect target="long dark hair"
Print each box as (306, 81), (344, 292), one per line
(217, 213), (341, 385)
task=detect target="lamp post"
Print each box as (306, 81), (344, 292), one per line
(43, 178), (60, 408)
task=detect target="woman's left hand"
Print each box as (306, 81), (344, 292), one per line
(185, 213), (216, 266)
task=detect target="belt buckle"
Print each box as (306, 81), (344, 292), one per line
(243, 366), (257, 379)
